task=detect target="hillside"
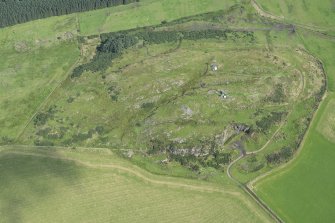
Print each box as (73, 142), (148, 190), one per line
(1, 0), (335, 222)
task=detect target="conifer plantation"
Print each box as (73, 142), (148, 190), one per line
(0, 0), (139, 27)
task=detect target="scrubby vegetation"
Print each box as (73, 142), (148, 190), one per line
(239, 155), (264, 173)
(1, 0), (333, 222)
(72, 29), (255, 77)
(19, 16), (324, 176)
(148, 137), (233, 171)
(1, 0), (326, 180)
(34, 106), (58, 126)
(256, 112), (287, 133)
(265, 147), (293, 164)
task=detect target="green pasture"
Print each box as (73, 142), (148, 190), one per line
(297, 31), (335, 92)
(0, 0), (335, 222)
(78, 0), (237, 35)
(0, 15), (80, 143)
(254, 94), (335, 223)
(253, 28), (335, 222)
(18, 35), (318, 158)
(219, 31), (326, 182)
(255, 0), (335, 29)
(0, 146), (271, 223)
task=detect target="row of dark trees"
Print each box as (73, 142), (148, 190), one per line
(0, 0), (139, 28)
(72, 34), (138, 77)
(72, 29), (255, 77)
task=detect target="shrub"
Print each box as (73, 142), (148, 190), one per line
(265, 147), (293, 164)
(256, 112), (286, 133)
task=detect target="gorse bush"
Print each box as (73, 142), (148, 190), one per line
(265, 147), (293, 164)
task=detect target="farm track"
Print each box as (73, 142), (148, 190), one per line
(0, 146), (240, 196)
(5, 3), (332, 222)
(247, 91), (328, 189)
(241, 92), (329, 223)
(14, 55), (81, 142)
(247, 116), (290, 156)
(251, 0), (335, 41)
(0, 145), (274, 222)
(226, 119), (287, 223)
(225, 1), (332, 222)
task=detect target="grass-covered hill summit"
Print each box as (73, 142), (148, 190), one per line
(0, 0), (335, 222)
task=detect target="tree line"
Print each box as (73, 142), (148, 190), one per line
(72, 29), (255, 77)
(0, 0), (139, 28)
(72, 33), (138, 77)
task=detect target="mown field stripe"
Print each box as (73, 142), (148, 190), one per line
(0, 149), (239, 195)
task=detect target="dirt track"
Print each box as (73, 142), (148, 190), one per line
(0, 148), (239, 195)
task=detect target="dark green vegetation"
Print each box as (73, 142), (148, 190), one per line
(17, 4), (325, 182)
(73, 29), (255, 77)
(255, 95), (335, 223)
(1, 0), (335, 222)
(0, 16), (80, 143)
(0, 0), (138, 28)
(249, 1), (335, 222)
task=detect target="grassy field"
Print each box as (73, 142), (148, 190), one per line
(1, 0), (335, 222)
(0, 15), (80, 143)
(220, 29), (327, 183)
(0, 146), (272, 223)
(0, 0), (243, 144)
(317, 99), (335, 142)
(0, 3), (278, 222)
(297, 31), (335, 92)
(20, 39), (308, 147)
(17, 27), (325, 182)
(255, 0), (335, 29)
(78, 0), (236, 35)
(252, 28), (335, 222)
(254, 94), (335, 223)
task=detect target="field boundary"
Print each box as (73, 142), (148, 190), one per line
(252, 0), (335, 40)
(248, 91), (329, 189)
(14, 58), (81, 142)
(225, 11), (330, 220)
(227, 122), (286, 223)
(2, 3), (332, 222)
(247, 39), (329, 186)
(244, 44), (329, 223)
(0, 147), (240, 195)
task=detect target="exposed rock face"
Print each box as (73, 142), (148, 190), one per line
(160, 124), (251, 157)
(14, 41), (30, 52)
(123, 150), (134, 158)
(215, 125), (236, 147)
(56, 32), (74, 41)
(167, 146), (208, 157)
(181, 105), (193, 118)
(232, 123), (251, 134)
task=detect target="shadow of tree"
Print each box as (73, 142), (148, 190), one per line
(0, 150), (81, 223)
